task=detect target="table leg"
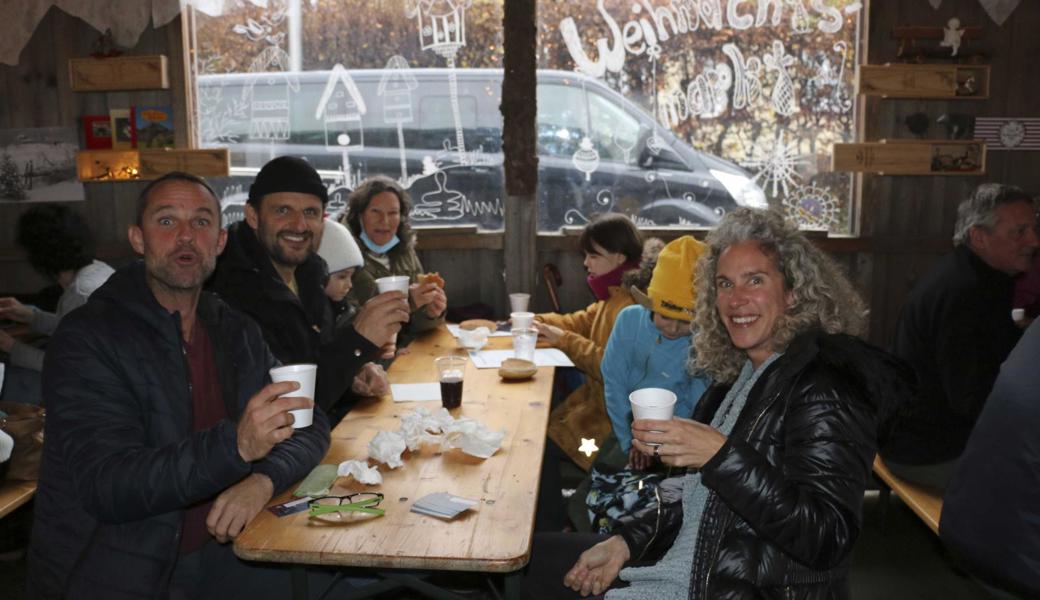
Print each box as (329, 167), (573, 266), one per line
(503, 570), (522, 600)
(291, 566), (309, 600)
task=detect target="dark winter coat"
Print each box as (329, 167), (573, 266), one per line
(618, 330), (910, 599)
(209, 221), (379, 414)
(883, 244), (1020, 465)
(27, 261), (330, 599)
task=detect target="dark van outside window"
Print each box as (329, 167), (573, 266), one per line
(190, 0), (861, 234)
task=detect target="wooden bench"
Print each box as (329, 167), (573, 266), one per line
(0, 479), (36, 520)
(872, 456), (943, 535)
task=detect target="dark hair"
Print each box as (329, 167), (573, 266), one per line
(16, 204), (95, 279)
(579, 213), (643, 263)
(341, 175), (413, 245)
(136, 172), (221, 226)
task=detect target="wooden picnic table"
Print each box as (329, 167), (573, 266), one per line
(234, 326), (553, 579)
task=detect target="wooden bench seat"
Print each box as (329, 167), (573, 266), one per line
(0, 479), (36, 520)
(873, 456), (943, 535)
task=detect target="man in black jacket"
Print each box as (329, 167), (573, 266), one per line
(208, 156), (408, 422)
(883, 183), (1038, 491)
(27, 172), (330, 599)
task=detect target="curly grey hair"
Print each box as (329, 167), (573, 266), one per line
(692, 208), (866, 383)
(952, 183), (1034, 245)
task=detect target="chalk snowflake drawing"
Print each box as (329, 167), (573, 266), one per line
(378, 56), (419, 183)
(412, 170), (465, 221)
(763, 41), (798, 117)
(783, 185), (840, 230)
(408, 0), (473, 165)
(573, 137), (600, 181)
(741, 131), (810, 198)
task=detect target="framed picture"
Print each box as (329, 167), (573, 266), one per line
(82, 115), (112, 149)
(110, 108), (135, 150)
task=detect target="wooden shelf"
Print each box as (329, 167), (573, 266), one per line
(858, 64), (989, 99)
(69, 55), (169, 92)
(832, 140), (986, 175)
(77, 148), (229, 182)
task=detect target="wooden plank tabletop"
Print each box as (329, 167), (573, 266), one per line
(235, 326), (553, 572)
(0, 480), (36, 520)
(873, 457), (943, 535)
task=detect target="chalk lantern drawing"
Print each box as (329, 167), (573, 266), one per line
(246, 46), (299, 141)
(572, 137), (600, 182)
(315, 63), (367, 152)
(378, 56), (419, 183)
(408, 0), (472, 165)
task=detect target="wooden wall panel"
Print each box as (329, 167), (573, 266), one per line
(0, 7), (180, 295)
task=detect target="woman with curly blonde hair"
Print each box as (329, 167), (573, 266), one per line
(523, 208), (911, 600)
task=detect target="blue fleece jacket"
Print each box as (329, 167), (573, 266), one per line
(602, 304), (711, 452)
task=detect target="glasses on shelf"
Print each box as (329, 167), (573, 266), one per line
(307, 492), (385, 520)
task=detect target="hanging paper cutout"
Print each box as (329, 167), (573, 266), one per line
(980, 0), (1021, 26)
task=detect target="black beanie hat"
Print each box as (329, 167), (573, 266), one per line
(247, 156), (328, 207)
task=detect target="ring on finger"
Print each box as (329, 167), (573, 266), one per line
(653, 444), (661, 457)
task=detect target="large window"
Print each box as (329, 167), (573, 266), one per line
(190, 0), (862, 234)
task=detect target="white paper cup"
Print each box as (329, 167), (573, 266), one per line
(375, 275), (410, 295)
(1012, 308), (1026, 322)
(630, 388), (677, 422)
(511, 327), (538, 362)
(509, 293), (530, 313)
(511, 311), (535, 330)
(269, 364), (317, 428)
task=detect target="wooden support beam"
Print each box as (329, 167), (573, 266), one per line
(501, 0), (537, 296)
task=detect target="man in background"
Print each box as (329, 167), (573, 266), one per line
(882, 183), (1038, 491)
(209, 156), (408, 421)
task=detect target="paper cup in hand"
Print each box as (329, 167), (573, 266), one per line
(269, 364), (317, 428)
(375, 275), (411, 295)
(630, 388), (677, 446)
(510, 311), (535, 330)
(509, 293), (530, 313)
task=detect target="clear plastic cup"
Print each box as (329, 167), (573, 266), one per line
(511, 327), (538, 362)
(434, 355), (467, 409)
(269, 363), (317, 428)
(509, 293), (530, 313)
(510, 311), (535, 330)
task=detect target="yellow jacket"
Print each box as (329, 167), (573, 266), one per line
(538, 285), (634, 470)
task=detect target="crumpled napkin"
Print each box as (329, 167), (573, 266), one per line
(367, 407), (506, 466)
(439, 416), (507, 459)
(337, 459), (383, 485)
(367, 430), (407, 469)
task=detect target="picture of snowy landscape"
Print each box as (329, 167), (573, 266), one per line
(0, 127), (84, 203)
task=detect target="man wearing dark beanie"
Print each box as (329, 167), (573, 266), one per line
(210, 156), (409, 421)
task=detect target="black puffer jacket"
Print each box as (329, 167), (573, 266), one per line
(209, 221), (379, 414)
(27, 262), (330, 599)
(618, 330), (911, 599)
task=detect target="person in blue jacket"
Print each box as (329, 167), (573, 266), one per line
(602, 235), (712, 470)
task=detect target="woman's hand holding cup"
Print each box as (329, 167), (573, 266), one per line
(632, 417), (728, 469)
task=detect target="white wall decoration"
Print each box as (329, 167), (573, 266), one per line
(315, 63), (366, 151)
(741, 130), (809, 197)
(783, 184), (839, 229)
(412, 170), (465, 221)
(976, 118), (1040, 150)
(572, 137), (601, 181)
(763, 40), (798, 116)
(377, 56), (419, 184)
(245, 46), (299, 141)
(407, 0), (473, 165)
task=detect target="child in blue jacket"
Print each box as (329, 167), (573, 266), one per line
(601, 235), (711, 470)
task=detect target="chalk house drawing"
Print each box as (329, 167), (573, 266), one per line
(408, 0), (473, 165)
(378, 56), (419, 184)
(245, 46), (299, 141)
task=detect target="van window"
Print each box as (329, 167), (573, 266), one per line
(587, 91), (642, 165)
(535, 84), (588, 159)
